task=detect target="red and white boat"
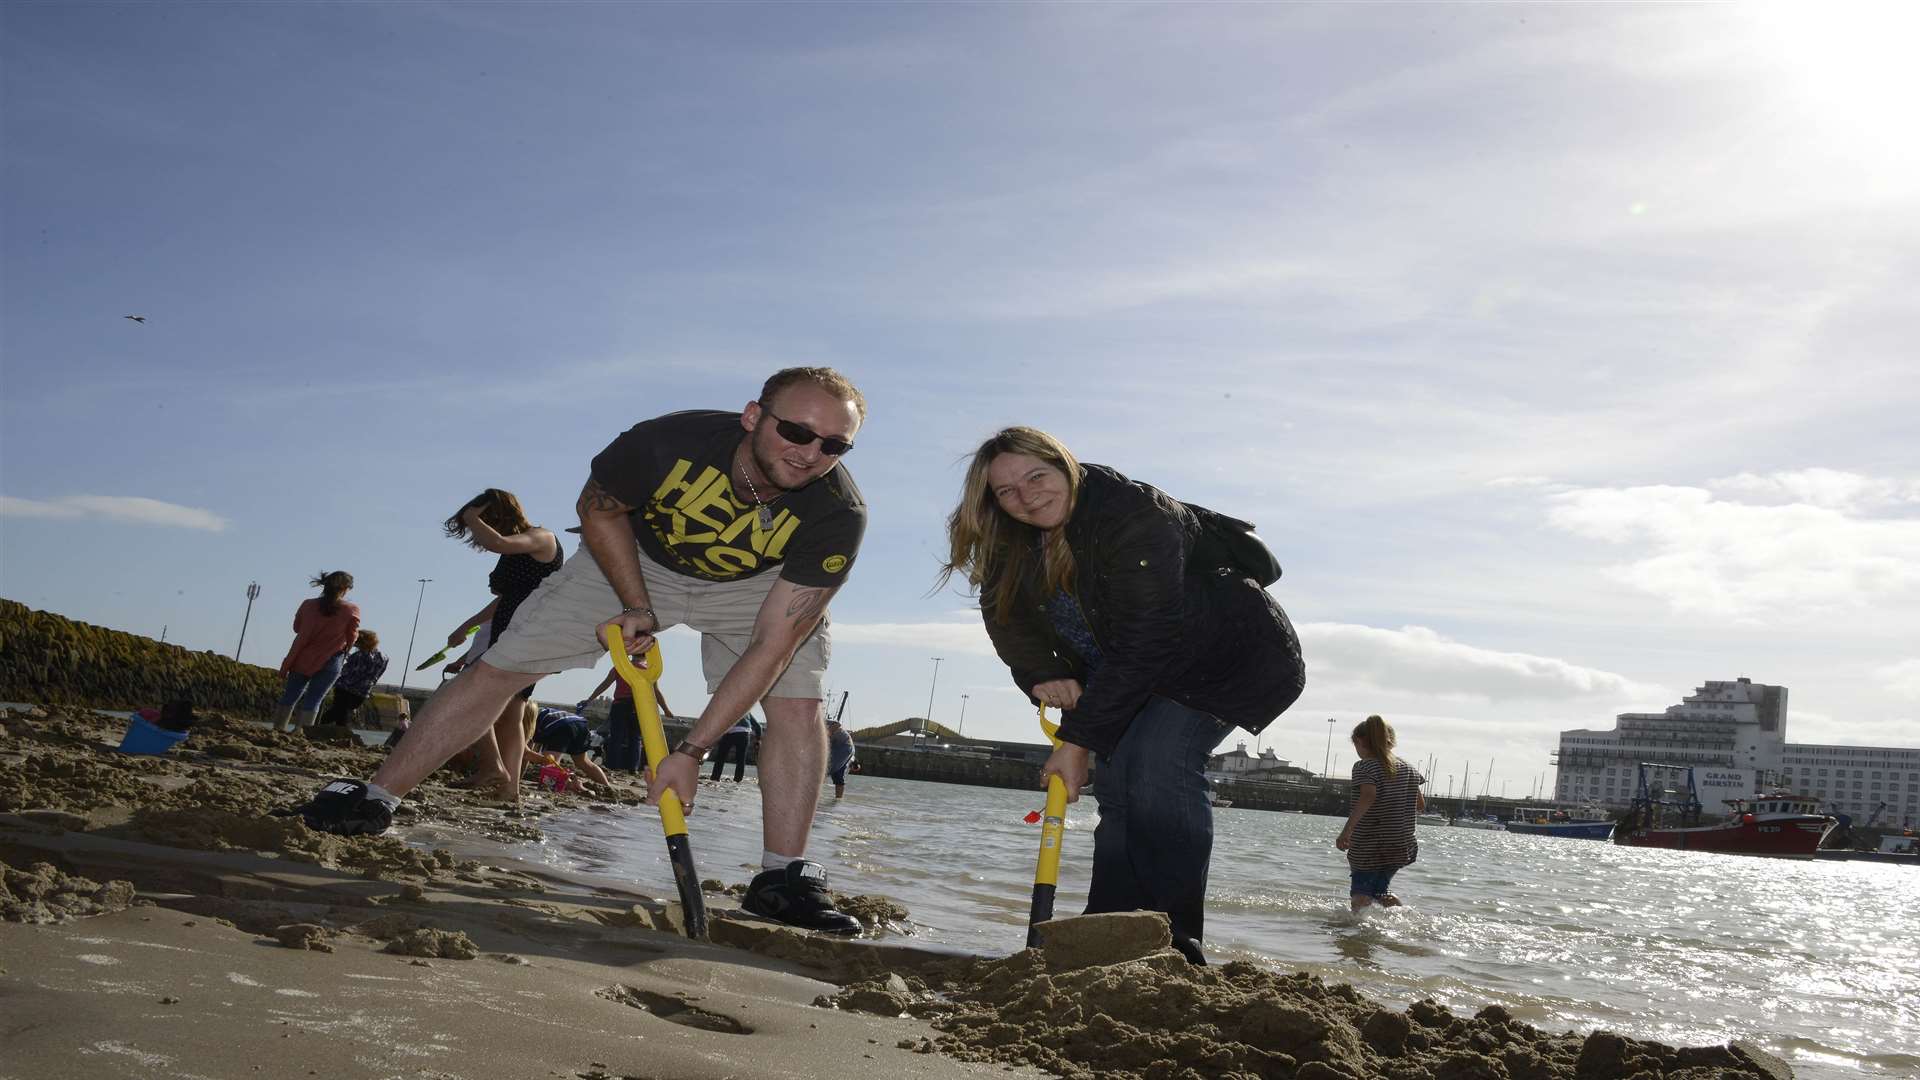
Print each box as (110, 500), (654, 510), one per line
(1614, 763), (1836, 859)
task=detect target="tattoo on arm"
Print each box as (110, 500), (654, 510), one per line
(578, 477), (632, 515)
(784, 587), (832, 624)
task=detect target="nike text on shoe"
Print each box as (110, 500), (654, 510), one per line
(741, 859), (860, 935)
(299, 778), (393, 837)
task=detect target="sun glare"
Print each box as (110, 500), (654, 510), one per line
(1743, 1), (1920, 174)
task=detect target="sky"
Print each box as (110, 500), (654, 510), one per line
(3, 2), (1917, 793)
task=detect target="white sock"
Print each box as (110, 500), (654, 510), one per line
(761, 850), (802, 870)
(365, 782), (403, 810)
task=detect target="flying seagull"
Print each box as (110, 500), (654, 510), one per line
(123, 315), (146, 323)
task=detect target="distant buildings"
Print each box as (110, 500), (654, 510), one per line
(1552, 677), (1919, 826)
(1206, 741), (1312, 781)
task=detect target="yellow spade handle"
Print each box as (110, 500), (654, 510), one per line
(602, 626), (687, 837)
(1035, 705), (1068, 888)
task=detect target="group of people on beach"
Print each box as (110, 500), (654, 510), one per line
(282, 365), (1428, 953)
(273, 571), (389, 735)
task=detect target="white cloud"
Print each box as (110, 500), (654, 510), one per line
(830, 619), (998, 657)
(1545, 478), (1920, 619)
(1710, 468), (1920, 511)
(0, 494), (228, 532)
(1295, 622), (1661, 703)
(1876, 659), (1920, 702)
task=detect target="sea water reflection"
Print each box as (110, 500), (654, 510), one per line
(523, 773), (1917, 1079)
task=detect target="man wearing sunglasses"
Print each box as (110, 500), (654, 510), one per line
(299, 367), (870, 935)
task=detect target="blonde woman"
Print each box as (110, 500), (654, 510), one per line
(1335, 715), (1426, 911)
(941, 427), (1304, 963)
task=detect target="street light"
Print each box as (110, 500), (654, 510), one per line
(398, 578), (433, 692)
(1323, 717), (1336, 778)
(235, 581), (261, 660)
(958, 693), (970, 737)
(924, 657), (943, 735)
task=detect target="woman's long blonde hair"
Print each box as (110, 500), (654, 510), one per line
(937, 427), (1083, 622)
(1352, 714), (1400, 778)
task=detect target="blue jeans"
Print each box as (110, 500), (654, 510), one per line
(1086, 695), (1230, 946)
(1350, 867), (1399, 900)
(604, 698), (642, 772)
(279, 654), (345, 712)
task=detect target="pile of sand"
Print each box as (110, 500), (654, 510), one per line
(0, 857), (138, 925)
(820, 911), (1795, 1080)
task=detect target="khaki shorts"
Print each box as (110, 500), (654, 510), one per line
(483, 546), (830, 700)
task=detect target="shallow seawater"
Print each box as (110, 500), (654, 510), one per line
(518, 772), (1917, 1080)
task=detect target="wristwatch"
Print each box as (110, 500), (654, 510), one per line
(620, 605), (659, 630)
(671, 739), (712, 762)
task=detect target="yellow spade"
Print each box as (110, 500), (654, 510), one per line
(603, 626), (708, 940)
(1026, 704), (1069, 948)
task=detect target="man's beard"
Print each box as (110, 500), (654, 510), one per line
(750, 431), (813, 493)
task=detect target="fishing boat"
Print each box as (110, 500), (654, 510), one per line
(1615, 761), (1835, 859)
(1209, 796), (1233, 808)
(1506, 804), (1614, 841)
(1416, 811), (1448, 826)
(1450, 815), (1504, 830)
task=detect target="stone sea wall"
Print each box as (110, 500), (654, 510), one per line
(0, 599), (281, 714)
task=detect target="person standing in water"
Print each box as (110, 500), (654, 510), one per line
(1336, 714), (1426, 911)
(825, 717), (855, 799)
(940, 426), (1305, 963)
(708, 713), (760, 782)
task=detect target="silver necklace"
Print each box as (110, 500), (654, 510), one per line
(738, 461), (776, 529)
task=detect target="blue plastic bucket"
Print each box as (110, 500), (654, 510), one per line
(117, 715), (190, 755)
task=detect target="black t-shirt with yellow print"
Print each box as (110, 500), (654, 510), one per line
(589, 410), (865, 587)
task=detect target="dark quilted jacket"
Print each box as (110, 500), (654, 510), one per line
(980, 464), (1305, 757)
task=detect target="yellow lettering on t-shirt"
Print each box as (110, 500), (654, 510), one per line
(680, 473), (743, 535)
(651, 458), (712, 505)
(763, 515), (800, 561)
(718, 506), (798, 554)
(692, 549), (760, 576)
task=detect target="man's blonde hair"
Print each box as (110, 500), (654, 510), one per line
(760, 367), (867, 422)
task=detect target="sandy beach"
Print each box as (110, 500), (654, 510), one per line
(2, 703), (1798, 1080)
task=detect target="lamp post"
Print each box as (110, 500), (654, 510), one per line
(235, 581), (261, 660)
(958, 693), (970, 737)
(398, 578), (433, 692)
(1323, 717), (1336, 778)
(924, 657), (943, 735)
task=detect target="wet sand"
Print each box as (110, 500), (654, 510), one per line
(1, 704), (1795, 1080)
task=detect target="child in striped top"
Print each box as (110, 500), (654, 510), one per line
(1335, 715), (1426, 911)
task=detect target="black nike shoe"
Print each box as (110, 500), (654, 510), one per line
(297, 778), (393, 837)
(741, 860), (860, 935)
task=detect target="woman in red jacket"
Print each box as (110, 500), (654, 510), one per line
(277, 571), (360, 733)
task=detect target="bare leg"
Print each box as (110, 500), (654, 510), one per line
(757, 697), (826, 857)
(574, 753), (612, 788)
(465, 726), (508, 791)
(490, 700), (531, 803)
(1350, 895), (1375, 913)
(369, 661), (539, 798)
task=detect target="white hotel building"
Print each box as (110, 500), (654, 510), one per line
(1552, 677), (1919, 827)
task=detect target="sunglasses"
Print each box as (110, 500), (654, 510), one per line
(757, 403), (855, 456)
